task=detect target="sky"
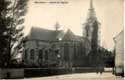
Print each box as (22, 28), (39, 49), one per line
(24, 0), (124, 50)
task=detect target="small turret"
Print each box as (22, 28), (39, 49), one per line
(54, 22), (60, 31)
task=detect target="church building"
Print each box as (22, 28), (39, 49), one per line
(22, 0), (100, 68)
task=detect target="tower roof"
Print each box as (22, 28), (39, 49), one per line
(87, 0), (97, 23)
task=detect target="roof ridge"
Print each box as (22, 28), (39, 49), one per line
(31, 26), (64, 33)
(31, 26), (54, 31)
(27, 26), (64, 41)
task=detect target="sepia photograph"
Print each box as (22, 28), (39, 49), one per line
(0, 0), (124, 79)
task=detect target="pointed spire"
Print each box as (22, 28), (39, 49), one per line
(87, 0), (96, 21)
(90, 0), (94, 10)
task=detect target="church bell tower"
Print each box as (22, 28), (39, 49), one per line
(83, 0), (101, 66)
(83, 0), (101, 50)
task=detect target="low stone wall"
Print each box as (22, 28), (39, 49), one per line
(0, 68), (24, 79)
(24, 67), (98, 78)
(0, 67), (104, 78)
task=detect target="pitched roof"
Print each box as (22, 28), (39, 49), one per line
(62, 29), (90, 42)
(26, 27), (89, 43)
(62, 29), (78, 41)
(27, 27), (64, 41)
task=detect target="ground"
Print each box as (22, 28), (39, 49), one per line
(24, 72), (124, 80)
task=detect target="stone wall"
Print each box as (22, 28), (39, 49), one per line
(0, 69), (24, 79)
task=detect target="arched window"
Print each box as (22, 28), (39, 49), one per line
(45, 50), (48, 60)
(25, 49), (27, 60)
(55, 50), (59, 55)
(30, 49), (35, 60)
(39, 49), (43, 59)
(64, 43), (69, 61)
